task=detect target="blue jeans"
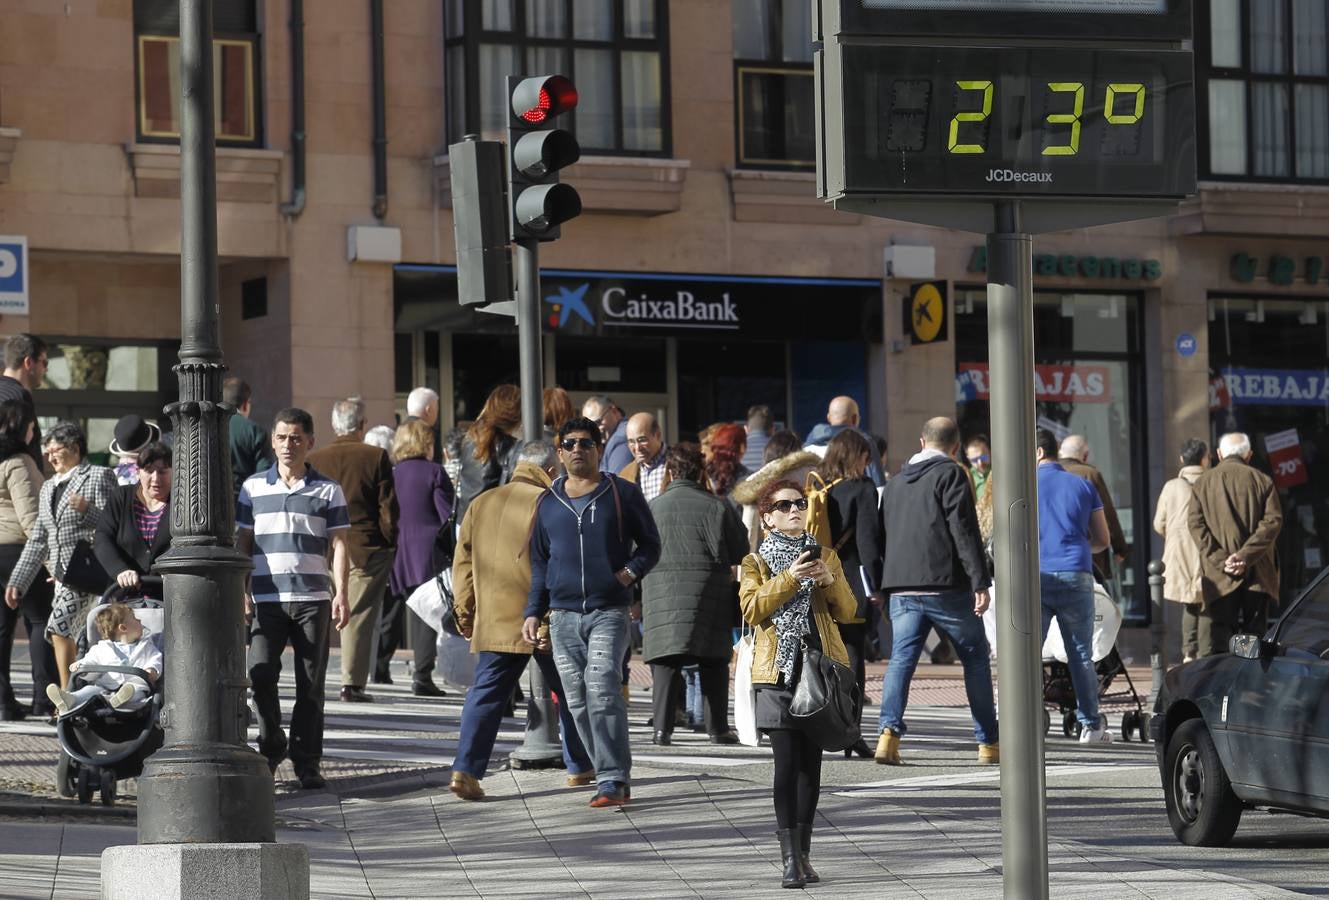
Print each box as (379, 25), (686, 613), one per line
(1040, 571), (1101, 729)
(550, 607), (633, 787)
(452, 651), (591, 779)
(683, 665), (702, 726)
(878, 591), (998, 745)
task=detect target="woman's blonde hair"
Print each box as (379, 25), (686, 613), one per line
(391, 418), (435, 464)
(95, 603), (139, 640)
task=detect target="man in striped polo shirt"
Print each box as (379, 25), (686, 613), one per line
(238, 407), (351, 790)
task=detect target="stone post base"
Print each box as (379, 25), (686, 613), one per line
(101, 843), (309, 900)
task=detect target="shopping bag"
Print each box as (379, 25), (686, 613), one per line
(407, 568), (460, 637)
(734, 628), (759, 747)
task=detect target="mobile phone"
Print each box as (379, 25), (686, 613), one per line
(802, 544), (822, 561)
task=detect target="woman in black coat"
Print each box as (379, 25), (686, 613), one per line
(454, 384), (521, 527)
(818, 430), (882, 758)
(93, 442), (172, 601)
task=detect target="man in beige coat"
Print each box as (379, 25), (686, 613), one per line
(448, 442), (591, 801)
(1187, 432), (1282, 658)
(1153, 439), (1209, 662)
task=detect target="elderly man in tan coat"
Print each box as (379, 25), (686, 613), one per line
(1152, 438), (1209, 663)
(448, 441), (591, 801)
(1187, 432), (1283, 658)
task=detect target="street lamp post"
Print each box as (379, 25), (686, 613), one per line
(133, 0), (274, 845)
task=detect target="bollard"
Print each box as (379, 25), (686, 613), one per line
(1148, 560), (1167, 704)
(508, 656), (563, 768)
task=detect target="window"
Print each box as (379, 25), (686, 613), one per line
(1198, 0), (1329, 181)
(733, 0), (815, 168)
(134, 0), (262, 146)
(444, 1), (670, 156)
(1274, 572), (1329, 655)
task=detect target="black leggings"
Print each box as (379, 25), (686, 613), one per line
(769, 728), (823, 829)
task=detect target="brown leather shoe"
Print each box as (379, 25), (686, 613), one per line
(340, 686), (373, 703)
(566, 770), (596, 787)
(450, 771), (484, 801)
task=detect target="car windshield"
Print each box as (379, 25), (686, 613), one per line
(1276, 573), (1329, 660)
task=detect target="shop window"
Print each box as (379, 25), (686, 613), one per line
(134, 0), (261, 146)
(1198, 0), (1329, 182)
(445, 1), (669, 156)
(955, 289), (1149, 623)
(1209, 296), (1329, 602)
(733, 0), (814, 169)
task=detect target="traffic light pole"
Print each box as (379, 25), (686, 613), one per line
(987, 200), (1049, 900)
(515, 238), (544, 445)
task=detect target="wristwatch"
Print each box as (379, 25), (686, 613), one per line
(620, 567), (638, 583)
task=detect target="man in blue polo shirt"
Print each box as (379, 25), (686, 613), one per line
(1036, 428), (1113, 744)
(238, 407), (351, 790)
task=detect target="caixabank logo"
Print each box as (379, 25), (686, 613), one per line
(544, 283), (741, 331)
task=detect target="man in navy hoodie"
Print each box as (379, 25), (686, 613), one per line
(522, 416), (661, 808)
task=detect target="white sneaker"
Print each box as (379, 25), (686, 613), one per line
(108, 683), (137, 709)
(45, 683), (73, 715)
(1079, 723), (1114, 744)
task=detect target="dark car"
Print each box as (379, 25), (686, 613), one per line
(1151, 569), (1329, 846)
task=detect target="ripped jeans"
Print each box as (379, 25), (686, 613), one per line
(549, 606), (633, 787)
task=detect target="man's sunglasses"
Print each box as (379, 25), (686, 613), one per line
(560, 437), (598, 451)
(772, 498), (809, 513)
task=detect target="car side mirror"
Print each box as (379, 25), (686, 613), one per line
(1229, 633), (1268, 659)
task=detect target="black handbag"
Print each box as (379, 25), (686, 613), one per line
(789, 642), (862, 752)
(435, 567), (461, 638)
(55, 539), (111, 596)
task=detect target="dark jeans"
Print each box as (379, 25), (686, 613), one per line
(249, 601), (330, 778)
(650, 654), (730, 736)
(1198, 588), (1272, 658)
(452, 651), (591, 779)
(376, 589), (438, 685)
(0, 543), (54, 714)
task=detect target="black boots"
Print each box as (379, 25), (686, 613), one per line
(797, 823), (819, 883)
(777, 828), (806, 888)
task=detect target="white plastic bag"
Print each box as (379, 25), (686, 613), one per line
(734, 628), (759, 747)
(1041, 581), (1122, 664)
(407, 573), (446, 635)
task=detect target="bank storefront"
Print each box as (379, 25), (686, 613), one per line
(394, 266), (883, 442)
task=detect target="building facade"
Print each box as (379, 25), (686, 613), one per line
(1, 0), (1327, 626)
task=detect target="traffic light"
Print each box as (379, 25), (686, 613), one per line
(449, 135), (513, 306)
(507, 75), (582, 241)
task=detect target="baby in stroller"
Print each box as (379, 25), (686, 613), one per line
(46, 603), (161, 715)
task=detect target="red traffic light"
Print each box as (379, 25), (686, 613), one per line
(512, 75), (578, 124)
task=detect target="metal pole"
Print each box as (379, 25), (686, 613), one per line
(987, 200), (1048, 899)
(508, 658), (564, 768)
(136, 0), (275, 844)
(515, 238), (543, 442)
(1148, 560), (1167, 703)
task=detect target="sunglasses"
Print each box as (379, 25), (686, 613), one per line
(771, 498), (809, 513)
(968, 453), (990, 464)
(560, 437), (598, 451)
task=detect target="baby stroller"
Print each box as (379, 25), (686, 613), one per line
(53, 579), (165, 806)
(1041, 580), (1149, 742)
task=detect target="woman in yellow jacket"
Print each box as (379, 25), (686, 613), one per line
(739, 478), (858, 889)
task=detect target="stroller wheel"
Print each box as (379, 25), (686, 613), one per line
(1062, 711), (1078, 739)
(76, 766), (94, 805)
(55, 752), (76, 798)
(1138, 713), (1152, 743)
(1043, 708), (1051, 735)
(99, 769), (116, 807)
(1121, 711), (1138, 743)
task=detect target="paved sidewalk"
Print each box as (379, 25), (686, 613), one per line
(0, 760), (1303, 899)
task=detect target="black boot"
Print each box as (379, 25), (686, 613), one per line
(776, 828), (806, 888)
(797, 823), (819, 883)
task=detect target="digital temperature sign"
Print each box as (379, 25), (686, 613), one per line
(838, 45), (1195, 198)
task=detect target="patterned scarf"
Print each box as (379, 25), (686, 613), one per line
(758, 529), (816, 684)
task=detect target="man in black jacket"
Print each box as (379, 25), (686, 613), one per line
(875, 417), (997, 766)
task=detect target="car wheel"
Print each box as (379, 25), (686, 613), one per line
(1163, 718), (1242, 846)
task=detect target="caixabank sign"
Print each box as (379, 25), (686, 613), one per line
(537, 270), (881, 341)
